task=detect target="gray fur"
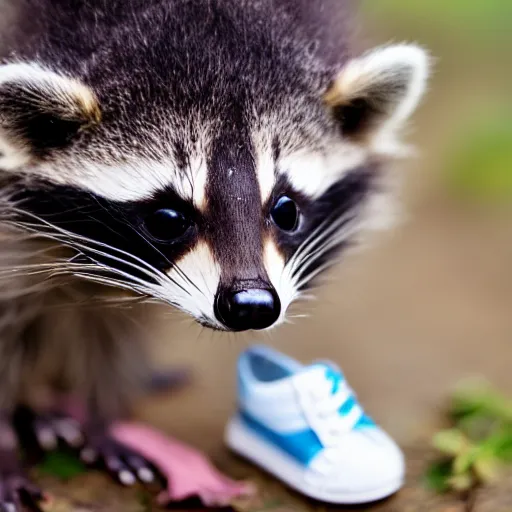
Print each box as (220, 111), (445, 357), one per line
(0, 0), (427, 425)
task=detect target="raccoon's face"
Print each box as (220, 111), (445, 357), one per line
(0, 39), (429, 331)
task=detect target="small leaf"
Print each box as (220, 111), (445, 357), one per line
(453, 451), (475, 475)
(448, 473), (474, 492)
(458, 416), (497, 441)
(424, 460), (452, 493)
(433, 429), (469, 456)
(473, 456), (500, 484)
(488, 427), (512, 462)
(36, 450), (87, 481)
(451, 378), (512, 423)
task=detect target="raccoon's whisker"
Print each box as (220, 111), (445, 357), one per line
(6, 222), (167, 292)
(0, 252), (62, 270)
(4, 217), (177, 292)
(0, 281), (56, 299)
(287, 216), (339, 270)
(47, 294), (151, 309)
(297, 212), (354, 265)
(298, 293), (317, 302)
(0, 262), (80, 276)
(60, 271), (156, 297)
(130, 226), (204, 298)
(61, 242), (167, 289)
(6, 208), (167, 276)
(0, 261), (155, 299)
(58, 253), (167, 296)
(286, 211), (355, 276)
(7, 208), (195, 297)
(7, 204), (200, 305)
(292, 221), (358, 280)
(288, 206), (362, 284)
(172, 264), (207, 299)
(43, 263), (156, 294)
(67, 238), (175, 290)
(284, 221), (330, 276)
(292, 241), (343, 289)
(71, 272), (180, 307)
(294, 257), (341, 291)
(198, 268), (214, 300)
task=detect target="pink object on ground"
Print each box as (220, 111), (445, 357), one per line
(111, 422), (256, 507)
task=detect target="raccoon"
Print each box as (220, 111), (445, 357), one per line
(0, 0), (429, 506)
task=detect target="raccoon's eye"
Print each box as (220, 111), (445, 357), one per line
(271, 196), (299, 232)
(143, 209), (191, 242)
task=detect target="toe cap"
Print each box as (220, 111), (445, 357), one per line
(308, 428), (405, 495)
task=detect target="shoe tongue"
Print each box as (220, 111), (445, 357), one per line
(296, 361), (345, 391)
(308, 360), (343, 376)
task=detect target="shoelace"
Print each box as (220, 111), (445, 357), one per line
(308, 367), (364, 439)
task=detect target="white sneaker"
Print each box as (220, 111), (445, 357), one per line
(225, 345), (405, 504)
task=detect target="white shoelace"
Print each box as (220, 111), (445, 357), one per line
(303, 371), (364, 442)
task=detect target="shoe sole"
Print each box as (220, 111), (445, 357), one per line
(225, 416), (403, 505)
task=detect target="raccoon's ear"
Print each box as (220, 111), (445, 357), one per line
(324, 44), (429, 152)
(0, 62), (101, 170)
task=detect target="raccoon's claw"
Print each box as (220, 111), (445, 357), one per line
(35, 415), (83, 451)
(80, 435), (157, 487)
(0, 413), (44, 511)
(14, 407), (83, 452)
(0, 472), (43, 512)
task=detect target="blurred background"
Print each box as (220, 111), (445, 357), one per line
(143, 0), (512, 458)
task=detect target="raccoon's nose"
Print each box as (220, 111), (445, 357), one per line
(215, 286), (281, 331)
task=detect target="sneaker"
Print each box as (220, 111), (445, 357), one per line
(224, 345), (405, 504)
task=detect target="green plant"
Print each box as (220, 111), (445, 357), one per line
(426, 379), (512, 493)
(36, 450), (88, 481)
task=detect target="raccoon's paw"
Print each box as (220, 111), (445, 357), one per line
(112, 422), (255, 507)
(0, 411), (44, 511)
(80, 433), (157, 487)
(14, 406), (83, 453)
(0, 472), (43, 512)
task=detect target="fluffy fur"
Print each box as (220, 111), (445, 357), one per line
(0, 0), (429, 425)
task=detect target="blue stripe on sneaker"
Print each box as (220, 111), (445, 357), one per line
(355, 414), (376, 428)
(339, 395), (356, 415)
(239, 410), (323, 466)
(324, 366), (344, 393)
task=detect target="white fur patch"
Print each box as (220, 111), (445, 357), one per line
(5, 145), (206, 204)
(0, 127), (31, 171)
(0, 62), (94, 101)
(25, 158), (187, 202)
(253, 138), (276, 204)
(165, 241), (222, 327)
(279, 140), (367, 199)
(189, 155), (209, 211)
(325, 43), (430, 155)
(263, 238), (295, 326)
